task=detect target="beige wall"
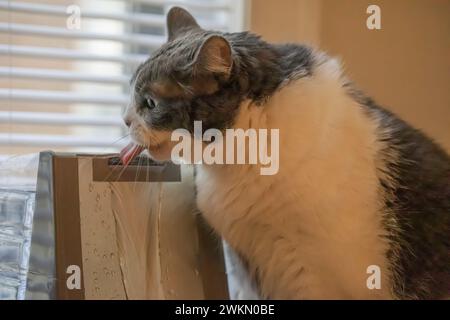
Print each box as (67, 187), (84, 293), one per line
(251, 0), (322, 46)
(251, 0), (450, 152)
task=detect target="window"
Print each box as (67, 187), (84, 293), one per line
(0, 0), (248, 160)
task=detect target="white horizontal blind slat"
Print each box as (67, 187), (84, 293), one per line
(0, 133), (127, 148)
(124, 0), (231, 11)
(0, 45), (147, 64)
(0, 111), (124, 127)
(0, 1), (166, 28)
(0, 89), (128, 105)
(0, 23), (166, 47)
(0, 67), (130, 84)
(0, 1), (227, 30)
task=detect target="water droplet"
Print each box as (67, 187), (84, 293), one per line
(95, 286), (100, 292)
(93, 248), (98, 255)
(88, 183), (94, 192)
(103, 254), (107, 259)
(195, 269), (199, 277)
(110, 253), (115, 259)
(96, 194), (100, 202)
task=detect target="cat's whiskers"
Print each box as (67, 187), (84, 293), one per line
(105, 133), (129, 150)
(115, 161), (130, 182)
(100, 134), (131, 183)
(133, 154), (143, 191)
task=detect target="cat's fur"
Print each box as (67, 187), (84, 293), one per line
(124, 7), (450, 299)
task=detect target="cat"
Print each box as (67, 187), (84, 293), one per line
(122, 7), (450, 299)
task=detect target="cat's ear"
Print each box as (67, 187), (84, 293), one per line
(194, 35), (232, 77)
(167, 7), (201, 41)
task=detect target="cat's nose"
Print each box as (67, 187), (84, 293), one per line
(124, 117), (132, 128)
(123, 107), (134, 127)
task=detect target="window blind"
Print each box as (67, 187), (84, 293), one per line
(0, 0), (247, 157)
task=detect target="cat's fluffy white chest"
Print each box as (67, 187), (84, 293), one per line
(196, 61), (394, 299)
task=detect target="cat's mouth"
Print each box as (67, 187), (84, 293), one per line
(120, 141), (167, 165)
(120, 142), (144, 166)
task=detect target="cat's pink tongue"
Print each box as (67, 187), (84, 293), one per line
(120, 143), (144, 166)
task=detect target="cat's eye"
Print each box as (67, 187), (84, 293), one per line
(146, 97), (156, 110)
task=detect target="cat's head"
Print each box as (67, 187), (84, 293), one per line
(123, 7), (244, 161)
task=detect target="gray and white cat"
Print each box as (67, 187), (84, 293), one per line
(122, 7), (450, 299)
